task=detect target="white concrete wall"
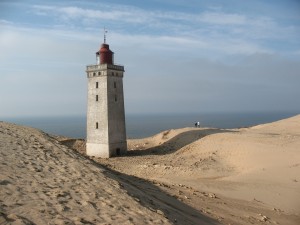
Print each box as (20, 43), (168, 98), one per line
(107, 75), (127, 145)
(87, 75), (109, 142)
(86, 143), (110, 158)
(86, 64), (127, 158)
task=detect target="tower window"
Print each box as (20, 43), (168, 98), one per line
(96, 95), (98, 101)
(93, 72), (96, 76)
(98, 72), (101, 75)
(96, 82), (98, 88)
(96, 122), (98, 129)
(115, 95), (117, 102)
(114, 82), (116, 88)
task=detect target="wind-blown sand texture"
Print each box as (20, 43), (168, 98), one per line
(0, 122), (216, 224)
(1, 115), (300, 224)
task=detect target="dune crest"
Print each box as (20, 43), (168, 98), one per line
(0, 122), (173, 224)
(1, 115), (300, 225)
(93, 115), (300, 225)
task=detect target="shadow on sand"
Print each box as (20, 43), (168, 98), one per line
(100, 164), (221, 225)
(60, 128), (228, 224)
(127, 128), (235, 156)
(71, 152), (221, 225)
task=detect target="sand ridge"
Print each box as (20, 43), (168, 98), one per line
(1, 115), (300, 225)
(87, 115), (300, 225)
(0, 122), (174, 224)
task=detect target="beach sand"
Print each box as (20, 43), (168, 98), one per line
(1, 115), (300, 224)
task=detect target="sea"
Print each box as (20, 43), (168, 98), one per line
(2, 112), (298, 139)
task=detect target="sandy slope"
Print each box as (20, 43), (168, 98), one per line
(1, 115), (300, 225)
(0, 122), (177, 224)
(86, 115), (300, 225)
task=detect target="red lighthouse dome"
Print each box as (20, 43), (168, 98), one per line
(96, 43), (114, 65)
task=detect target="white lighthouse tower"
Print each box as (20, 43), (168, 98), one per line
(85, 33), (127, 158)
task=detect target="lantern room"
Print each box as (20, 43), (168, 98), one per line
(96, 43), (114, 65)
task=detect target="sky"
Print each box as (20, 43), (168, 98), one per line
(0, 0), (300, 117)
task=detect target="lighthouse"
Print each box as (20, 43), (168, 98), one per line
(85, 33), (127, 158)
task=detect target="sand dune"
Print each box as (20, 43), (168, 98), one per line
(1, 115), (300, 225)
(0, 122), (173, 224)
(93, 115), (300, 225)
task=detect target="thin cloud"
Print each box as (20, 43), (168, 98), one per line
(198, 12), (247, 25)
(1, 1), (299, 117)
(30, 3), (299, 49)
(32, 5), (151, 24)
(29, 4), (296, 55)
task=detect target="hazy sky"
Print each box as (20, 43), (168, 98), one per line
(0, 0), (299, 117)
